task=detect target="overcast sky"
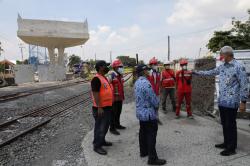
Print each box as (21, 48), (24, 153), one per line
(0, 0), (249, 63)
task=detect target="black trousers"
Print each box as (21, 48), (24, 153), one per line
(219, 106), (238, 151)
(110, 101), (123, 130)
(92, 107), (111, 148)
(139, 120), (158, 161)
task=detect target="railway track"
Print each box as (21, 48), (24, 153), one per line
(0, 91), (91, 148)
(0, 73), (133, 148)
(0, 80), (90, 103)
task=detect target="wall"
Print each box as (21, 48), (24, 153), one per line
(37, 65), (66, 82)
(14, 65), (34, 84)
(192, 58), (216, 115)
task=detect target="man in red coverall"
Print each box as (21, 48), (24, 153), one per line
(148, 57), (163, 125)
(148, 57), (161, 96)
(161, 60), (176, 113)
(176, 59), (193, 119)
(108, 59), (126, 135)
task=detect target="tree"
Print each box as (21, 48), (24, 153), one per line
(117, 56), (136, 67)
(68, 54), (81, 69)
(207, 10), (250, 52)
(138, 60), (145, 64)
(0, 64), (4, 73)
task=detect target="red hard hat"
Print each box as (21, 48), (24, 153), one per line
(149, 57), (158, 65)
(180, 59), (188, 65)
(112, 59), (123, 68)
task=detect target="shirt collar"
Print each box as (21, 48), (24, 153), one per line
(224, 59), (236, 65)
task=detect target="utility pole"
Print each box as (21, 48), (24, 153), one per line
(168, 36), (170, 61)
(0, 42), (5, 78)
(110, 51), (112, 63)
(0, 42), (3, 57)
(136, 53), (139, 65)
(94, 53), (97, 61)
(19, 43), (25, 63)
(198, 47), (202, 58)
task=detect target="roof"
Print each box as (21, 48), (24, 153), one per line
(0, 60), (15, 66)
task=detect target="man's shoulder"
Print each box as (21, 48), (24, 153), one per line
(234, 60), (246, 71)
(135, 77), (150, 86)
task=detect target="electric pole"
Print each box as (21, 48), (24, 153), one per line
(198, 47), (202, 58)
(110, 51), (112, 63)
(19, 43), (25, 63)
(0, 42), (3, 57)
(136, 53), (139, 65)
(168, 36), (170, 61)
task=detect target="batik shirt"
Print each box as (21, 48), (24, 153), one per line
(134, 76), (159, 121)
(194, 59), (249, 109)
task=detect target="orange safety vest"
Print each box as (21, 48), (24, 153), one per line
(91, 74), (113, 107)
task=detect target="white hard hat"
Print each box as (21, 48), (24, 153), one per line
(164, 60), (172, 65)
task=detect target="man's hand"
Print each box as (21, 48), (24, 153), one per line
(98, 107), (104, 116)
(239, 102), (246, 112)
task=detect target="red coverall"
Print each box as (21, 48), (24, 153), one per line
(148, 71), (161, 96)
(176, 70), (192, 116)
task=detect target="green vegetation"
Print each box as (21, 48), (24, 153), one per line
(117, 56), (136, 67)
(68, 54), (81, 71)
(207, 9), (250, 52)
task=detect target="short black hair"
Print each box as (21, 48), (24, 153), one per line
(95, 60), (110, 72)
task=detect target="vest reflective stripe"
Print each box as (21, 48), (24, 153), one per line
(92, 74), (113, 107)
(164, 78), (174, 81)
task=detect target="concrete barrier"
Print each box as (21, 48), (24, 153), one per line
(192, 58), (216, 115)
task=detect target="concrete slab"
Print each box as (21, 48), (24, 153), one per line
(82, 102), (250, 166)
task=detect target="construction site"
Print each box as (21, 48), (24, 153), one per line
(0, 1), (250, 166)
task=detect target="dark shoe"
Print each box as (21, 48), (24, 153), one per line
(103, 141), (113, 146)
(220, 150), (236, 156)
(94, 147), (107, 155)
(140, 153), (148, 158)
(148, 159), (167, 165)
(215, 143), (226, 149)
(116, 125), (126, 130)
(110, 129), (120, 135)
(187, 115), (194, 119)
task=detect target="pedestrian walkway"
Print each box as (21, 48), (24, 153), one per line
(82, 102), (250, 166)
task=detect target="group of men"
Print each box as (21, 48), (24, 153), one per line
(147, 57), (193, 119)
(90, 46), (249, 165)
(90, 59), (126, 156)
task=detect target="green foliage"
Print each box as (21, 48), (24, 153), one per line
(16, 60), (22, 65)
(0, 64), (4, 73)
(68, 54), (81, 69)
(117, 56), (136, 67)
(16, 59), (29, 64)
(23, 59), (29, 64)
(138, 60), (145, 64)
(207, 10), (250, 52)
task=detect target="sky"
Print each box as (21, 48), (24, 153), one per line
(0, 0), (250, 63)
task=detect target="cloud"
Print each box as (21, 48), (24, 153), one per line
(67, 24), (144, 61)
(166, 0), (250, 25)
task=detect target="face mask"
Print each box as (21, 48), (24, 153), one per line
(152, 65), (158, 71)
(103, 66), (110, 74)
(182, 65), (187, 70)
(148, 69), (153, 75)
(117, 67), (124, 74)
